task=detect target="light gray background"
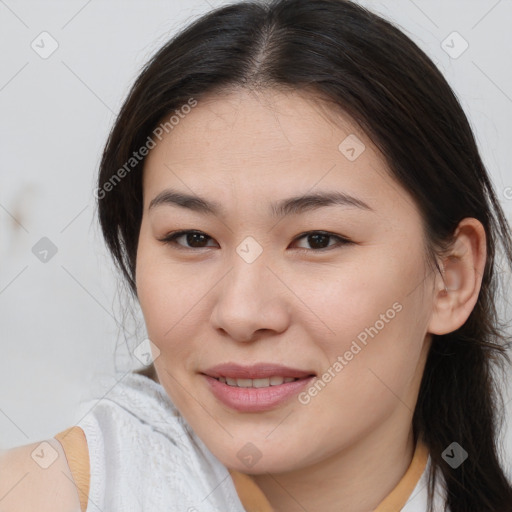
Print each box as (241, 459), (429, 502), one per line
(1, 0), (511, 476)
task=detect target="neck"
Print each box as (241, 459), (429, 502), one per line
(251, 415), (416, 512)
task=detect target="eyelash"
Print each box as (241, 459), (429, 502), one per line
(157, 230), (353, 253)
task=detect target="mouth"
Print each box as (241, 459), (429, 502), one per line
(210, 375), (307, 387)
(202, 362), (315, 380)
(200, 363), (316, 412)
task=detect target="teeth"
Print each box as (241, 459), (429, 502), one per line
(237, 378), (253, 388)
(217, 376), (300, 387)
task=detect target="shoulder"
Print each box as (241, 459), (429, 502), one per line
(0, 437), (82, 512)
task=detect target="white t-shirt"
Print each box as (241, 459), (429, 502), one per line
(73, 372), (447, 512)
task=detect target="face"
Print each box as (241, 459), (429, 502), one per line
(136, 88), (435, 474)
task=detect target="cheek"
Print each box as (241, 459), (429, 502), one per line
(300, 298), (427, 448)
(304, 245), (429, 396)
(135, 236), (185, 349)
(306, 245), (425, 343)
(135, 238), (215, 370)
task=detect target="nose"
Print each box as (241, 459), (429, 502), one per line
(210, 252), (291, 343)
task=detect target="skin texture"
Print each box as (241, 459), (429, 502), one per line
(135, 88), (486, 512)
(0, 439), (82, 512)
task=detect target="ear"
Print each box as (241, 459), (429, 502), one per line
(427, 218), (487, 335)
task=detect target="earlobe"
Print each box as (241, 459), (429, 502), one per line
(427, 218), (487, 336)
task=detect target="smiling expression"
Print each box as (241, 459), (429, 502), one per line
(135, 87), (436, 474)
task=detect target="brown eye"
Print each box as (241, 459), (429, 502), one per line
(159, 230), (218, 249)
(292, 231), (352, 251)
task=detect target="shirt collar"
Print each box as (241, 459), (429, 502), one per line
(228, 437), (430, 512)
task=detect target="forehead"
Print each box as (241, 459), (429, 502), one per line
(141, 88), (416, 218)
(146, 88), (368, 167)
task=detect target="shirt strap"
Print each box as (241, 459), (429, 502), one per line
(228, 468), (275, 512)
(374, 437), (430, 511)
(54, 426), (90, 512)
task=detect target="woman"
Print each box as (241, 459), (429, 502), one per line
(2, 0), (511, 510)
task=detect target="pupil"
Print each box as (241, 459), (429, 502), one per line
(188, 233), (207, 247)
(309, 234), (328, 249)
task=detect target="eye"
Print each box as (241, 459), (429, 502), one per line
(291, 231), (352, 251)
(158, 230), (218, 249)
(158, 229), (352, 252)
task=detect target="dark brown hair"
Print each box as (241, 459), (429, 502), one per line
(96, 0), (512, 510)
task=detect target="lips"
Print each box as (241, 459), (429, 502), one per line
(201, 362), (315, 380)
(202, 372), (316, 412)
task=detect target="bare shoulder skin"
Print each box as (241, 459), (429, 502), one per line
(0, 438), (81, 512)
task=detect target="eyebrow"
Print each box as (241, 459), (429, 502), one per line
(148, 188), (374, 217)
